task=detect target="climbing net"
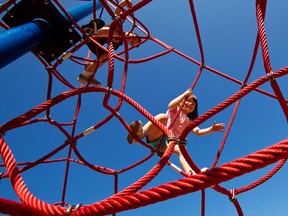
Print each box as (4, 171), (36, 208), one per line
(0, 0), (287, 215)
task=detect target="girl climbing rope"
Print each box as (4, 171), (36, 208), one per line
(78, 0), (141, 86)
(127, 89), (225, 175)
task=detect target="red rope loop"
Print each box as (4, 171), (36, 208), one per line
(0, 0), (287, 215)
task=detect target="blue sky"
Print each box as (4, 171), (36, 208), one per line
(0, 0), (288, 215)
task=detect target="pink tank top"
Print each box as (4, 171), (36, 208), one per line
(166, 107), (191, 137)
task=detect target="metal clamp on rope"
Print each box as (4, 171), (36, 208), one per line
(106, 86), (113, 94)
(240, 82), (248, 89)
(113, 15), (123, 24)
(167, 136), (187, 145)
(44, 115), (51, 121)
(65, 139), (77, 146)
(65, 203), (82, 214)
(83, 126), (95, 136)
(267, 71), (275, 81)
(46, 66), (54, 72)
(66, 205), (73, 214)
(229, 189), (237, 202)
(61, 51), (73, 61)
(75, 203), (82, 210)
(114, 112), (120, 118)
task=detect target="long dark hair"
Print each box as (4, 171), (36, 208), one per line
(187, 95), (198, 121)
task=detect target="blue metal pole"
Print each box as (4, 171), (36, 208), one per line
(0, 1), (102, 69)
(0, 19), (51, 69)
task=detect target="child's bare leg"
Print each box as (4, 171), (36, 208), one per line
(173, 145), (192, 174)
(78, 53), (108, 86)
(144, 113), (167, 142)
(82, 52), (107, 74)
(82, 61), (99, 76)
(172, 145), (208, 175)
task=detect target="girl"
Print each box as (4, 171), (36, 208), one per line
(78, 0), (141, 86)
(127, 89), (225, 175)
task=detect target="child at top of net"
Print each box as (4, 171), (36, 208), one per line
(127, 89), (225, 175)
(78, 0), (141, 86)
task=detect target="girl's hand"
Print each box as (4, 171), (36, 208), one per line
(184, 89), (192, 98)
(211, 121), (225, 132)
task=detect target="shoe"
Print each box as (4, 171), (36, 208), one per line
(77, 74), (101, 86)
(188, 167), (208, 175)
(127, 120), (143, 144)
(200, 167), (208, 172)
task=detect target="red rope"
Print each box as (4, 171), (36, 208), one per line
(2, 137), (286, 215)
(0, 0), (287, 215)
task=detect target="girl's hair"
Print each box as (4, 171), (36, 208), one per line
(187, 95), (198, 121)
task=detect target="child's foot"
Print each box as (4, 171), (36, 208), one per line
(127, 120), (144, 144)
(77, 74), (101, 86)
(188, 167), (208, 175)
(200, 167), (208, 172)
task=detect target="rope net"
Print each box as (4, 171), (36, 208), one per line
(0, 0), (287, 215)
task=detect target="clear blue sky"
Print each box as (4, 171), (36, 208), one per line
(0, 0), (288, 215)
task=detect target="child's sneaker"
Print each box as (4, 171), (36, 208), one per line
(200, 167), (208, 172)
(77, 74), (101, 86)
(127, 120), (144, 144)
(188, 167), (208, 175)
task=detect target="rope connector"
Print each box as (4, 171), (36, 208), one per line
(44, 115), (51, 121)
(229, 189), (237, 202)
(114, 112), (120, 118)
(46, 66), (54, 72)
(65, 203), (82, 214)
(61, 51), (73, 61)
(167, 136), (187, 145)
(113, 15), (123, 24)
(267, 71), (275, 81)
(106, 86), (113, 94)
(75, 203), (82, 210)
(241, 83), (248, 89)
(66, 205), (73, 214)
(65, 139), (77, 146)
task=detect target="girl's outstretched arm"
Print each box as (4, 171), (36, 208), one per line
(192, 121), (225, 136)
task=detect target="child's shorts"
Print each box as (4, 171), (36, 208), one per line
(146, 134), (168, 150)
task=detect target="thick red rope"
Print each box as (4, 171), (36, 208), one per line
(0, 0), (287, 215)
